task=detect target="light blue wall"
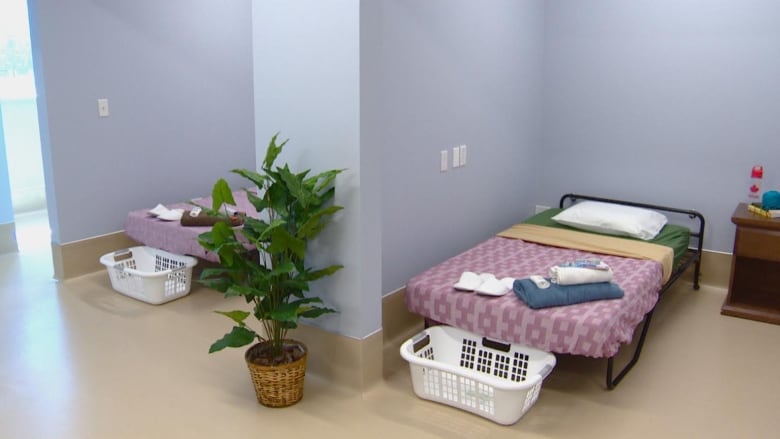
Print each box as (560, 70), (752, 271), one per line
(24, 1), (780, 339)
(28, 0), (255, 244)
(377, 0), (546, 292)
(0, 99), (45, 213)
(540, 0), (780, 252)
(253, 0), (381, 338)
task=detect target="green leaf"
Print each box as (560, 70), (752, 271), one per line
(215, 310), (250, 324)
(197, 230), (217, 251)
(198, 276), (233, 293)
(266, 180), (290, 218)
(199, 266), (245, 281)
(231, 169), (268, 189)
(267, 227), (305, 258)
(281, 278), (309, 293)
(287, 297), (337, 319)
(297, 205), (343, 239)
(210, 178), (236, 212)
(224, 285), (265, 299)
(299, 306), (337, 319)
(279, 165), (312, 209)
(258, 218), (286, 241)
(240, 218), (270, 245)
(270, 261), (296, 277)
(200, 221), (243, 266)
(266, 302), (300, 323)
(316, 186), (337, 207)
(245, 189), (269, 214)
(305, 264), (343, 282)
(279, 321), (299, 330)
(310, 168), (344, 194)
(263, 133), (288, 170)
(209, 325), (257, 353)
(198, 261), (249, 293)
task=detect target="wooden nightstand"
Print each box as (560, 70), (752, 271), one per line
(721, 203), (780, 324)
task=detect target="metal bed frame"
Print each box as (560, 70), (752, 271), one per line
(559, 194), (705, 390)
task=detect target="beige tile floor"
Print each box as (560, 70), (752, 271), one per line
(3, 213), (780, 438)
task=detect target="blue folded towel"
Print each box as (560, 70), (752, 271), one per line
(513, 278), (624, 309)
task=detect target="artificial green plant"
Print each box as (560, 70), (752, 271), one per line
(197, 134), (344, 361)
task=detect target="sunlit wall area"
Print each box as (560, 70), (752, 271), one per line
(0, 107), (17, 253)
(0, 0), (46, 214)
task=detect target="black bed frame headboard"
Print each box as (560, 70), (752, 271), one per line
(558, 193), (706, 389)
(558, 193), (706, 291)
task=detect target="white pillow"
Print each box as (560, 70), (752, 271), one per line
(551, 201), (668, 240)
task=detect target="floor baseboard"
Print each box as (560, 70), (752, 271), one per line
(52, 231), (139, 280)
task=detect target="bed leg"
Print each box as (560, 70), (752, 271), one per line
(693, 258), (702, 290)
(606, 310), (655, 390)
(424, 317), (440, 329)
(606, 358), (616, 390)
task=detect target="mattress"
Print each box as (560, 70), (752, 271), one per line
(404, 235), (664, 358)
(523, 208), (692, 264)
(124, 189), (259, 262)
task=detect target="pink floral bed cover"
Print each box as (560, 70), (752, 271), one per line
(405, 236), (664, 358)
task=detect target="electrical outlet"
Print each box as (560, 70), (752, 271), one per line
(440, 150), (448, 172)
(452, 146), (460, 168)
(459, 145), (467, 166)
(535, 205), (550, 214)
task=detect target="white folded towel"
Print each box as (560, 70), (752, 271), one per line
(549, 265), (613, 285)
(454, 272), (514, 296)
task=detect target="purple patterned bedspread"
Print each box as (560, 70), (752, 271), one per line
(124, 190), (259, 262)
(405, 236), (664, 358)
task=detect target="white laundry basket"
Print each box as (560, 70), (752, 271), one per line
(400, 325), (556, 425)
(100, 246), (197, 305)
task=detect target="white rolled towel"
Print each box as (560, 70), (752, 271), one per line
(549, 266), (613, 285)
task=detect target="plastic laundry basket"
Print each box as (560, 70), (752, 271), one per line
(100, 246), (197, 305)
(400, 325), (556, 425)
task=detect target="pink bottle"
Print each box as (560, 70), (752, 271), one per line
(749, 165), (763, 202)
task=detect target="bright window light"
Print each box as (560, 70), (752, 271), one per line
(0, 0), (36, 100)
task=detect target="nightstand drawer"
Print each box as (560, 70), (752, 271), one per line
(735, 227), (780, 262)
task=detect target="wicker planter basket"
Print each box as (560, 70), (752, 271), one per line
(245, 340), (308, 407)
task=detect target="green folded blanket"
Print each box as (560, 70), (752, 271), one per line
(513, 278), (624, 309)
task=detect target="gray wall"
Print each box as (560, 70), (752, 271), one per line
(377, 0), (546, 292)
(29, 0), (255, 244)
(540, 0), (780, 252)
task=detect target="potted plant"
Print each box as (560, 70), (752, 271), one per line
(197, 133), (344, 407)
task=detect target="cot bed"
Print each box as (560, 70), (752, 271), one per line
(124, 189), (259, 263)
(404, 193), (705, 389)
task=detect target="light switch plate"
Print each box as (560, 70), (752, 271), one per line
(98, 98), (109, 117)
